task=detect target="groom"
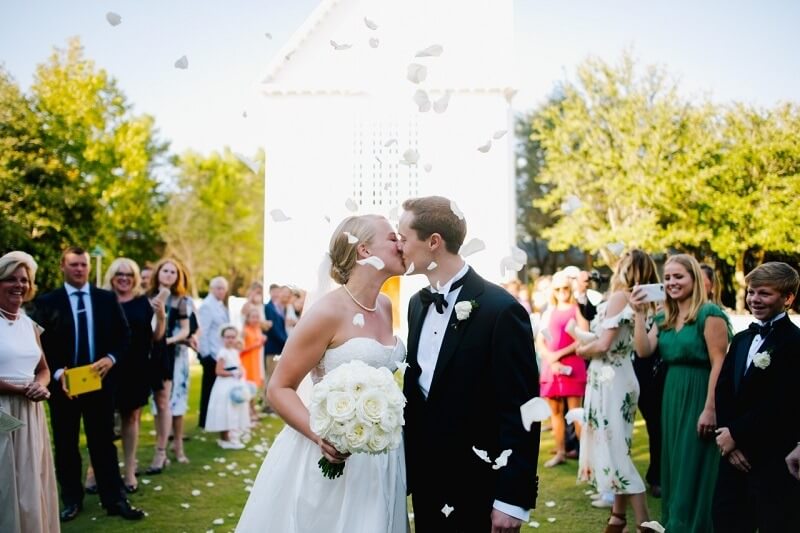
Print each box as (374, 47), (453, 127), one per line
(399, 196), (540, 532)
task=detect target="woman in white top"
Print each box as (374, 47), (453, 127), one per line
(0, 251), (59, 533)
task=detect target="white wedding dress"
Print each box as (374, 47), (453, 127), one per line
(236, 337), (408, 533)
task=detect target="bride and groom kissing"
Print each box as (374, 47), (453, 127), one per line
(237, 195), (541, 533)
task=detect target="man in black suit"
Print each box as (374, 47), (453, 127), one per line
(262, 284), (288, 412)
(713, 261), (800, 532)
(399, 196), (540, 532)
(31, 247), (144, 522)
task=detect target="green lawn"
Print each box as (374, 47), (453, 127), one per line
(59, 364), (661, 532)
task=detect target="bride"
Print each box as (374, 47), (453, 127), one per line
(236, 214), (408, 533)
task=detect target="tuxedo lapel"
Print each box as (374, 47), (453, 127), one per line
(733, 331), (752, 392)
(741, 314), (791, 385)
(429, 268), (485, 395)
(407, 296), (426, 368)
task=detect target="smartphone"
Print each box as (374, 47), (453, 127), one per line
(637, 283), (665, 303)
(156, 287), (170, 304)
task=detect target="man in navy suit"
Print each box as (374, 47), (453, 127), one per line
(713, 262), (800, 532)
(399, 196), (540, 532)
(31, 247), (144, 522)
(262, 284), (288, 412)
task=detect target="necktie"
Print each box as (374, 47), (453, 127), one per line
(419, 275), (466, 314)
(748, 321), (772, 338)
(75, 290), (91, 366)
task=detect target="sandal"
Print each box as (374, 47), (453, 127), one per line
(145, 448), (170, 475)
(603, 511), (626, 533)
(544, 453), (567, 468)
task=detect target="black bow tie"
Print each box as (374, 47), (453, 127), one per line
(748, 322), (773, 338)
(419, 276), (466, 314)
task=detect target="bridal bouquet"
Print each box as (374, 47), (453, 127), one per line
(309, 359), (406, 479)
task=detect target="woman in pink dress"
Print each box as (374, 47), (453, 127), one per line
(536, 270), (589, 467)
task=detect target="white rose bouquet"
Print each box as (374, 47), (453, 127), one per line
(309, 359), (406, 479)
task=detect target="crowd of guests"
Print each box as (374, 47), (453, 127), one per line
(516, 253), (800, 532)
(0, 246), (305, 529)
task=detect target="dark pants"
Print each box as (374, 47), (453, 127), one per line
(198, 355), (217, 428)
(632, 352), (665, 486)
(49, 386), (124, 508)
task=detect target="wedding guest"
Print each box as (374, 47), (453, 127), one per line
(145, 258), (191, 473)
(699, 263), (722, 306)
(140, 264), (153, 293)
(240, 281), (273, 333)
(197, 276), (230, 429)
(576, 249), (659, 532)
(632, 254), (731, 533)
(240, 307), (266, 421)
(536, 270), (588, 467)
(0, 251), (59, 532)
(262, 284), (288, 412)
(713, 262), (800, 531)
(31, 246), (143, 521)
(285, 287), (305, 336)
(205, 325), (251, 449)
(166, 262), (194, 463)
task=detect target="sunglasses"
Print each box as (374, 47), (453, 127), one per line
(114, 272), (135, 278)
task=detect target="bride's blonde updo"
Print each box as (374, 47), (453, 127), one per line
(329, 215), (382, 285)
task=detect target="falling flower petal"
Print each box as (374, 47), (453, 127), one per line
(449, 200), (464, 219)
(520, 397), (552, 430)
(364, 17), (378, 30)
(565, 408), (585, 425)
(345, 198), (359, 212)
(510, 245), (527, 264)
(395, 361), (409, 375)
(344, 231), (359, 244)
(492, 130), (507, 140)
(500, 256), (525, 276)
(234, 153), (260, 174)
(545, 500), (556, 508)
(433, 92), (451, 113)
(352, 313), (365, 327)
(191, 489), (201, 496)
(269, 209), (291, 222)
(106, 12), (122, 26)
(472, 446), (492, 463)
(407, 63), (427, 84)
(388, 205), (400, 220)
(503, 87), (517, 102)
(242, 110), (247, 118)
(640, 521), (665, 533)
(416, 44), (444, 57)
(265, 32), (272, 39)
(401, 148), (420, 165)
(330, 40), (352, 51)
(413, 90), (431, 112)
(404, 262), (415, 275)
(441, 504), (454, 517)
(356, 256), (385, 270)
(369, 37), (379, 48)
(384, 139), (398, 147)
(492, 449), (512, 470)
(477, 140), (492, 153)
(174, 55), (189, 70)
(423, 163), (432, 172)
(426, 261), (437, 271)
(607, 241), (625, 256)
(459, 238), (485, 258)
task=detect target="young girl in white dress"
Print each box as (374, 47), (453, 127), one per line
(205, 325), (251, 449)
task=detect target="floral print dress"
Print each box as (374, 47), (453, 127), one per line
(577, 301), (646, 495)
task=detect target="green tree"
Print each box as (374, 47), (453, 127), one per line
(162, 149), (265, 296)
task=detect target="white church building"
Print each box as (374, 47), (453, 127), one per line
(261, 0), (520, 334)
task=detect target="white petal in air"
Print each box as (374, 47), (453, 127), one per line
(234, 153), (260, 174)
(269, 209), (291, 222)
(472, 446), (492, 463)
(352, 313), (365, 327)
(500, 256), (524, 276)
(416, 44), (444, 57)
(364, 17), (378, 30)
(106, 12), (122, 26)
(561, 195), (582, 214)
(520, 397), (552, 430)
(344, 231), (359, 244)
(413, 90), (431, 113)
(369, 37), (380, 49)
(395, 361), (409, 375)
(264, 33), (272, 39)
(607, 241), (626, 256)
(404, 262), (415, 275)
(503, 87), (517, 103)
(565, 407), (585, 425)
(449, 200), (464, 220)
(402, 148), (420, 165)
(356, 256), (385, 270)
(459, 238), (485, 258)
(426, 261), (438, 271)
(384, 139), (398, 147)
(423, 163), (432, 172)
(407, 63), (427, 84)
(242, 110), (247, 118)
(492, 449), (512, 470)
(388, 205), (400, 221)
(433, 92), (451, 113)
(477, 140), (492, 153)
(345, 198), (359, 212)
(330, 40), (352, 51)
(640, 521), (665, 533)
(174, 55), (189, 70)
(441, 504), (454, 518)
(510, 245), (527, 264)
(492, 130), (507, 140)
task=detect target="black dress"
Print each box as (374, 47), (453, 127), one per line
(116, 296), (155, 411)
(150, 295), (189, 391)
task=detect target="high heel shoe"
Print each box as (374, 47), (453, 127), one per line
(603, 511), (627, 533)
(144, 448), (170, 475)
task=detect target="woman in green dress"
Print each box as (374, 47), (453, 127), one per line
(631, 254), (731, 533)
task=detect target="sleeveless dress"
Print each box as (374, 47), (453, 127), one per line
(540, 305), (587, 397)
(236, 337), (408, 533)
(578, 302), (646, 495)
(204, 348), (251, 433)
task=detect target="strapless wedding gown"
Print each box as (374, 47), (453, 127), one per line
(236, 337), (408, 533)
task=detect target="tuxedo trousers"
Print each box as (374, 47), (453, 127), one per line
(48, 386), (124, 508)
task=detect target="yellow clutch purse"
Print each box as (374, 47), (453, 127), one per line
(64, 365), (102, 396)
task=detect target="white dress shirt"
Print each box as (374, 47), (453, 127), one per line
(745, 312), (785, 371)
(65, 282), (95, 363)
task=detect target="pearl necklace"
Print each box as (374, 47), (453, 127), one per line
(0, 306), (20, 326)
(342, 284), (377, 312)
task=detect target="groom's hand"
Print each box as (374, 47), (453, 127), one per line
(490, 509), (522, 533)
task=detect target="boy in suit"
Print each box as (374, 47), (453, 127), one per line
(713, 261), (800, 532)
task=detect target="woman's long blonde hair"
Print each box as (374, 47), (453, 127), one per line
(661, 254), (707, 330)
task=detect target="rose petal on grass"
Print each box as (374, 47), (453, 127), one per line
(212, 518), (224, 525)
(545, 500), (556, 507)
(180, 503), (190, 509)
(191, 489), (201, 496)
(640, 521), (665, 533)
(154, 485), (163, 491)
(547, 517), (557, 523)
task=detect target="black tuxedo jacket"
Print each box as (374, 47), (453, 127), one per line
(716, 314), (800, 463)
(31, 285), (130, 393)
(403, 267), (540, 522)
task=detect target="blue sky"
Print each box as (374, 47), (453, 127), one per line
(1, 0), (797, 157)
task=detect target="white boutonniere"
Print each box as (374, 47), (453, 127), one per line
(452, 300), (478, 329)
(752, 350), (771, 370)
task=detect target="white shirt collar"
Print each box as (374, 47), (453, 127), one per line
(64, 282), (90, 294)
(756, 312), (786, 327)
(431, 262), (469, 294)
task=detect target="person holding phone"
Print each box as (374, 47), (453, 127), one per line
(631, 254), (731, 533)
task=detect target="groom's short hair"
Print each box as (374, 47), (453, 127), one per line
(402, 196), (466, 254)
